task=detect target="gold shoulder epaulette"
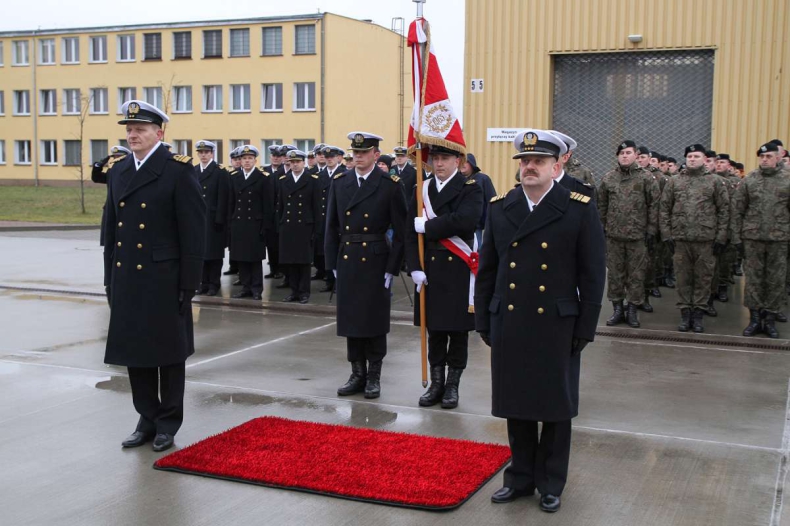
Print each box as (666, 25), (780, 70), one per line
(389, 175), (401, 183)
(465, 179), (476, 185)
(278, 175), (286, 180)
(570, 191), (591, 204)
(262, 171), (270, 177)
(490, 194), (506, 203)
(334, 172), (347, 180)
(228, 170), (238, 175)
(102, 155), (126, 173)
(311, 174), (319, 179)
(217, 164), (225, 170)
(173, 155), (192, 164)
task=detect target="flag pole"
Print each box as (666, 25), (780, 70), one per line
(413, 0), (428, 388)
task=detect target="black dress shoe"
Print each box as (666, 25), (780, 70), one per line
(232, 291), (253, 299)
(310, 274), (325, 281)
(122, 431), (154, 448)
(196, 287), (209, 295)
(273, 273), (284, 279)
(232, 279), (241, 286)
(490, 486), (535, 503)
(282, 294), (297, 302)
(651, 287), (661, 298)
(205, 289), (218, 297)
(152, 433), (174, 452)
(223, 269), (238, 276)
(777, 311), (788, 323)
(298, 295), (310, 304)
(276, 282), (290, 289)
(540, 494), (561, 513)
(252, 293), (262, 300)
(264, 272), (275, 278)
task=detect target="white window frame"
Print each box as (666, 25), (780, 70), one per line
(294, 25), (316, 55)
(230, 84), (250, 112)
(261, 139), (282, 164)
(61, 37), (79, 64)
(172, 86), (192, 113)
(15, 140), (31, 164)
(13, 90), (30, 115)
(63, 140), (81, 166)
(294, 139), (315, 153)
(41, 140), (57, 165)
(90, 139), (108, 163)
(63, 89), (81, 115)
(117, 34), (135, 62)
(202, 85), (223, 113)
(0, 41), (5, 66)
(89, 36), (107, 63)
(40, 89), (57, 115)
(261, 83), (282, 112)
(12, 40), (29, 66)
(0, 91), (4, 115)
(173, 140), (191, 156)
(0, 140), (6, 164)
(143, 86), (163, 110)
(117, 87), (136, 114)
(293, 82), (315, 111)
(90, 88), (108, 114)
(229, 28), (250, 57)
(38, 39), (56, 65)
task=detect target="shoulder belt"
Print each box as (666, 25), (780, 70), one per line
(465, 178), (476, 185)
(279, 175), (286, 180)
(172, 155), (192, 164)
(570, 191), (591, 204)
(490, 194), (507, 203)
(334, 172), (347, 180)
(311, 174), (319, 179)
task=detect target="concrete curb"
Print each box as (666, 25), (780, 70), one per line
(0, 225), (100, 232)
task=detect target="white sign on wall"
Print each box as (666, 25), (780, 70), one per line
(486, 128), (528, 142)
(470, 79), (484, 92)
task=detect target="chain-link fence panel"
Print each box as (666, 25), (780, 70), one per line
(552, 50), (715, 184)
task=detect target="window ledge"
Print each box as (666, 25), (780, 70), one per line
(40, 113), (57, 116)
(15, 162), (32, 166)
(143, 57), (163, 62)
(88, 60), (108, 64)
(117, 59), (136, 63)
(12, 63), (31, 67)
(13, 113), (31, 117)
(41, 162), (57, 166)
(171, 110), (193, 114)
(202, 56), (223, 60)
(229, 110), (251, 114)
(63, 112), (80, 116)
(172, 56), (192, 61)
(90, 112), (109, 115)
(228, 54), (251, 58)
(260, 109), (283, 113)
(61, 61), (80, 66)
(293, 109), (316, 113)
(202, 110), (223, 113)
(261, 53), (283, 57)
(293, 52), (317, 56)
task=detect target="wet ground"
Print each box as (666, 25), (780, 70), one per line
(1, 228), (789, 525)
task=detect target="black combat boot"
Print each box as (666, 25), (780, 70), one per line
(733, 262), (743, 277)
(626, 303), (640, 328)
(705, 294), (718, 317)
(606, 301), (624, 326)
(337, 361), (367, 396)
(743, 309), (762, 336)
(678, 308), (692, 332)
(639, 292), (654, 313)
(764, 313), (779, 339)
(651, 287), (662, 298)
(364, 360), (383, 399)
(419, 366), (446, 407)
(692, 308), (705, 333)
(441, 368), (463, 409)
(717, 284), (729, 302)
(776, 311), (788, 323)
(664, 266), (676, 288)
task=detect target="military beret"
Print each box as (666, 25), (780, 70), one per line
(118, 100), (169, 126)
(649, 151), (660, 159)
(734, 162), (744, 169)
(758, 142), (779, 155)
(512, 129), (567, 159)
(348, 131), (383, 151)
(716, 153), (731, 161)
(666, 157), (677, 164)
(616, 140), (637, 155)
(684, 144), (707, 156)
(637, 146), (650, 155)
(658, 154), (667, 162)
(705, 150), (717, 158)
(769, 139), (784, 147)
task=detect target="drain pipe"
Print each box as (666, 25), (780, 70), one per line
(32, 29), (39, 186)
(319, 15), (325, 144)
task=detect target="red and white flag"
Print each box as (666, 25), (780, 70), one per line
(407, 18), (466, 160)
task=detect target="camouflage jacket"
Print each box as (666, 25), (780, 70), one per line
(566, 158), (595, 186)
(659, 167), (729, 244)
(731, 167), (790, 243)
(598, 163), (659, 240)
(715, 170), (740, 199)
(647, 166), (669, 194)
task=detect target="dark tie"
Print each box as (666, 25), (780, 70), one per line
(358, 177), (365, 187)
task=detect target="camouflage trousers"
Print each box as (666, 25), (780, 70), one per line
(645, 244), (657, 289)
(606, 238), (647, 305)
(744, 240), (788, 313)
(674, 241), (716, 309)
(711, 244), (737, 292)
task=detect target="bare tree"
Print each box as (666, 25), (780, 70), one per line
(159, 74), (178, 139)
(69, 89), (99, 214)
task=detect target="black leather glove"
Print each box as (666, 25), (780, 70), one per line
(179, 289), (196, 315)
(94, 155), (111, 169)
(213, 222), (224, 233)
(571, 338), (590, 356)
(713, 242), (726, 256)
(105, 286), (111, 307)
(645, 234), (655, 251)
(665, 239), (676, 254)
(479, 331), (491, 347)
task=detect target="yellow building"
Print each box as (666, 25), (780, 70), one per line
(464, 0), (790, 190)
(0, 13), (409, 185)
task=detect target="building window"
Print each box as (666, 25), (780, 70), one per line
(230, 84), (250, 112)
(40, 89), (57, 115)
(202, 85), (223, 112)
(293, 82), (315, 111)
(117, 87), (136, 113)
(173, 140), (192, 156)
(15, 140), (31, 164)
(0, 91), (4, 115)
(64, 140), (81, 166)
(229, 28), (250, 57)
(63, 89), (81, 115)
(117, 34), (135, 62)
(13, 90), (30, 115)
(41, 140), (57, 165)
(261, 139), (282, 164)
(90, 88), (108, 114)
(12, 40), (29, 65)
(143, 87), (163, 109)
(173, 86), (192, 113)
(0, 42), (4, 66)
(143, 33), (162, 61)
(208, 139), (223, 161)
(173, 31), (191, 59)
(295, 139), (315, 153)
(230, 139), (248, 152)
(261, 83), (282, 111)
(61, 37), (79, 64)
(38, 39), (56, 65)
(89, 36), (107, 63)
(118, 139), (129, 148)
(203, 30), (222, 58)
(294, 25), (315, 55)
(90, 139), (108, 163)
(261, 27), (282, 56)
(0, 140), (5, 164)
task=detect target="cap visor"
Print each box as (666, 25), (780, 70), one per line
(512, 152), (555, 159)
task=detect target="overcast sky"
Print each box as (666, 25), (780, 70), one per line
(3, 0), (466, 122)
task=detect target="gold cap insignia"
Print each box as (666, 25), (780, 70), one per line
(620, 142), (627, 149)
(197, 141), (205, 148)
(287, 151), (297, 159)
(128, 102), (140, 116)
(689, 145), (697, 152)
(111, 147), (120, 153)
(353, 134), (365, 146)
(761, 146), (767, 152)
(243, 146), (250, 153)
(523, 132), (538, 151)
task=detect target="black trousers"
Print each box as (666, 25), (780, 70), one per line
(227, 259), (238, 273)
(313, 254), (327, 279)
(238, 261), (263, 294)
(266, 229), (280, 274)
(346, 335), (387, 363)
(127, 363), (186, 436)
(201, 259), (223, 291)
(428, 330), (469, 369)
(504, 419), (572, 496)
(288, 264), (311, 297)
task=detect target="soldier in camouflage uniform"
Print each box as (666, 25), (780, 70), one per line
(598, 140), (660, 328)
(644, 151), (669, 305)
(710, 153), (740, 305)
(660, 144), (729, 333)
(731, 142), (790, 338)
(564, 151), (595, 187)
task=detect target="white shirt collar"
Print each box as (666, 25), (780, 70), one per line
(327, 165), (338, 177)
(200, 160), (213, 172)
(434, 169), (459, 192)
(292, 170), (304, 182)
(554, 170), (566, 184)
(355, 166), (375, 184)
(523, 181), (555, 211)
(243, 168), (254, 180)
(133, 142), (162, 171)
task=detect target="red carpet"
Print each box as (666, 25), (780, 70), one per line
(154, 416), (511, 510)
